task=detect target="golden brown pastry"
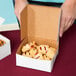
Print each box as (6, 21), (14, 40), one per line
(37, 45), (49, 54)
(0, 39), (5, 47)
(22, 44), (30, 52)
(29, 48), (38, 58)
(25, 52), (32, 58)
(34, 53), (44, 60)
(46, 47), (56, 59)
(21, 41), (56, 60)
(43, 55), (50, 60)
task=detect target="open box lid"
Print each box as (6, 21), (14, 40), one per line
(20, 4), (61, 43)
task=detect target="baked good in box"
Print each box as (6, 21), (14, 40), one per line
(21, 41), (56, 60)
(22, 44), (30, 52)
(22, 41), (37, 52)
(34, 53), (44, 60)
(26, 52), (32, 58)
(43, 55), (50, 60)
(37, 45), (49, 54)
(0, 39), (5, 47)
(46, 47), (56, 59)
(22, 52), (26, 56)
(29, 48), (38, 58)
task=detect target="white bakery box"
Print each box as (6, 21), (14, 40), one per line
(16, 4), (61, 72)
(0, 34), (11, 60)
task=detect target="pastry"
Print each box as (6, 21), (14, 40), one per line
(22, 44), (30, 52)
(34, 53), (44, 60)
(0, 39), (5, 47)
(29, 48), (38, 58)
(43, 55), (50, 60)
(46, 47), (56, 59)
(22, 52), (26, 56)
(25, 52), (32, 58)
(21, 41), (56, 60)
(38, 45), (49, 54)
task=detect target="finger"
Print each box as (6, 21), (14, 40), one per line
(65, 18), (74, 32)
(70, 18), (75, 26)
(64, 16), (71, 28)
(63, 17), (71, 32)
(71, 19), (75, 26)
(60, 14), (66, 37)
(64, 18), (75, 32)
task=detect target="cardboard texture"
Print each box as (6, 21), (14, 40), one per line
(16, 4), (61, 72)
(0, 34), (11, 60)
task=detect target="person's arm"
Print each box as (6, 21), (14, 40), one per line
(60, 0), (76, 37)
(14, 0), (28, 24)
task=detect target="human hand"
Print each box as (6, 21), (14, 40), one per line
(60, 0), (76, 37)
(14, 0), (28, 24)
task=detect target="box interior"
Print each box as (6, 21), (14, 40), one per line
(17, 4), (61, 55)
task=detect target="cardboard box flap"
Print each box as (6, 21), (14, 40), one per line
(20, 4), (61, 42)
(20, 6), (28, 41)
